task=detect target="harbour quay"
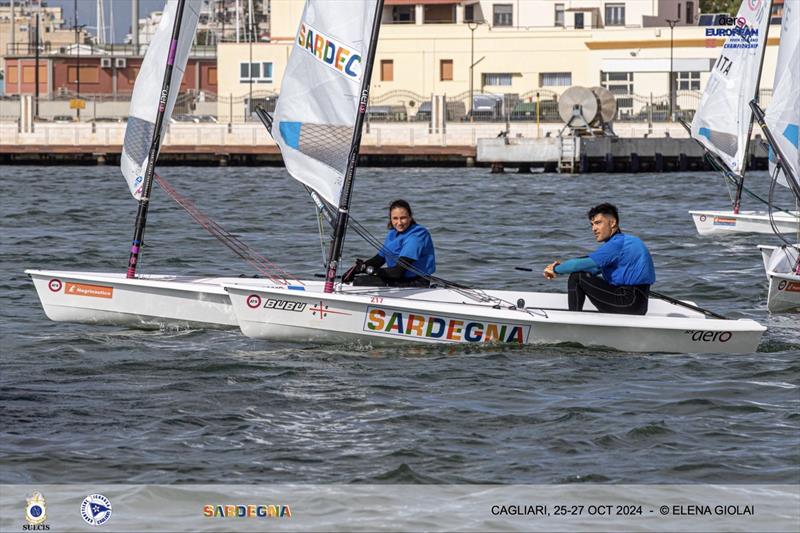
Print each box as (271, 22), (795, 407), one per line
(0, 120), (769, 171)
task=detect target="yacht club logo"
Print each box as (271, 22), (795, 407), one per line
(81, 494), (112, 526)
(48, 279), (62, 292)
(24, 491), (49, 530)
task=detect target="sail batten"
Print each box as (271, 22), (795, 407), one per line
(271, 0), (382, 207)
(691, 0), (773, 176)
(120, 0), (202, 200)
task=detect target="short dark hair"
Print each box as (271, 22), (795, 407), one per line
(387, 199), (416, 229)
(587, 203), (619, 222)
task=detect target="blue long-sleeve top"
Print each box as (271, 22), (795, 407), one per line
(554, 256), (601, 276)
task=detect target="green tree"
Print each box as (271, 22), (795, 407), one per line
(700, 0), (741, 15)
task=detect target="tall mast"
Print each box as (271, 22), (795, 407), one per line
(732, 0), (773, 213)
(126, 0), (189, 278)
(323, 0), (385, 293)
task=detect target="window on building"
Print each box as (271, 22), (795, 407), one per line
(676, 71), (700, 91)
(605, 3), (625, 26)
(600, 71), (634, 94)
(391, 5), (415, 23)
(464, 3), (476, 22)
(240, 62), (273, 83)
(554, 4), (564, 27)
(483, 73), (512, 86)
(208, 67), (217, 85)
(493, 4), (513, 27)
(574, 12), (584, 29)
(686, 1), (694, 24)
(677, 3), (682, 19)
(424, 4), (456, 23)
(539, 72), (572, 86)
(67, 66), (99, 84)
(380, 60), (394, 82)
(440, 59), (453, 81)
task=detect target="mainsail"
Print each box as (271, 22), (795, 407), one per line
(765, 1), (800, 193)
(269, 0), (381, 207)
(691, 0), (772, 175)
(120, 0), (201, 199)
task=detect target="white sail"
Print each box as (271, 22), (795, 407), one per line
(120, 0), (202, 199)
(691, 0), (772, 175)
(766, 1), (800, 193)
(270, 0), (381, 207)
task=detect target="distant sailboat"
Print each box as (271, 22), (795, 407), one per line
(752, 1), (800, 312)
(688, 0), (800, 235)
(222, 0), (766, 354)
(27, 0), (298, 328)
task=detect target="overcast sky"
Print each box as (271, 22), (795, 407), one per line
(46, 0), (165, 42)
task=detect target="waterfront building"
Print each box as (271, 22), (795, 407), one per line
(215, 0), (780, 123)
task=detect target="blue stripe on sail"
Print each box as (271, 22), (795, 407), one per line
(279, 121), (302, 149)
(698, 127), (711, 140)
(782, 124), (799, 149)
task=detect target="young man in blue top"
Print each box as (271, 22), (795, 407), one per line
(342, 199), (436, 288)
(543, 203), (655, 315)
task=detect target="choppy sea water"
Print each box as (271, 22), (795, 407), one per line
(1, 166), (798, 494)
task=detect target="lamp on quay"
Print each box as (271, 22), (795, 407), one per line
(467, 20), (484, 121)
(666, 18), (679, 122)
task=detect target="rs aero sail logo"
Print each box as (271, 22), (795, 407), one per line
(297, 22), (362, 81)
(24, 492), (49, 530)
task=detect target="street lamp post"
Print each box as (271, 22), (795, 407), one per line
(467, 21), (484, 121)
(666, 18), (678, 122)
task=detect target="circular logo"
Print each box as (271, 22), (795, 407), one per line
(699, 215), (707, 222)
(48, 279), (63, 292)
(25, 492), (47, 525)
(81, 494), (112, 526)
(778, 280), (787, 291)
(246, 294), (262, 308)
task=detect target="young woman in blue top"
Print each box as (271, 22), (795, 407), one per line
(543, 203), (655, 315)
(342, 199), (436, 288)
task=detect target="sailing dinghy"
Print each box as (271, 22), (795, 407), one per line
(223, 0), (766, 353)
(751, 2), (800, 313)
(688, 0), (800, 235)
(26, 0), (300, 329)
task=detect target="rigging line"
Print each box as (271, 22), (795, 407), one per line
(344, 216), (518, 308)
(767, 164), (800, 247)
(155, 174), (303, 285)
(706, 154), (795, 215)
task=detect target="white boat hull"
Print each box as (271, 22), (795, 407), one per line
(757, 245), (800, 313)
(689, 210), (800, 236)
(224, 284), (766, 354)
(26, 269), (306, 328)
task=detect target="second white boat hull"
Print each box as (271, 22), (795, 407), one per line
(757, 245), (800, 313)
(26, 269), (307, 329)
(224, 285), (765, 354)
(689, 210), (800, 236)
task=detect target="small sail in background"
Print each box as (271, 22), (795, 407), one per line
(691, 0), (772, 175)
(765, 1), (799, 191)
(269, 0), (381, 207)
(120, 0), (202, 199)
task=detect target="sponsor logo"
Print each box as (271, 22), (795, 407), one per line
(65, 282), (114, 299)
(296, 22), (362, 80)
(246, 294), (262, 308)
(24, 492), (50, 530)
(712, 216), (737, 226)
(712, 14), (748, 26)
(685, 330), (733, 343)
(778, 280), (800, 292)
(365, 306), (529, 344)
(203, 504), (292, 518)
(48, 279), (62, 292)
(264, 298), (307, 312)
(81, 494), (112, 526)
(698, 214), (707, 222)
